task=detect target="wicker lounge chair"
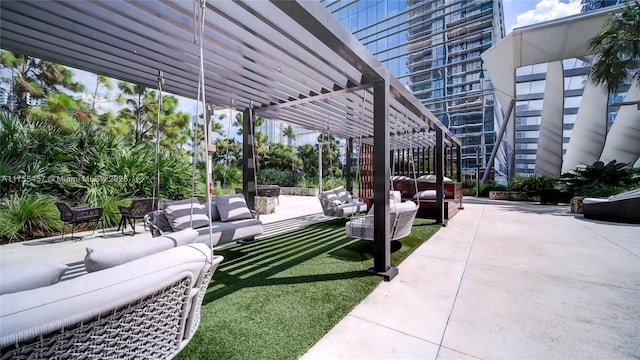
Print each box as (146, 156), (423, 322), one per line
(55, 202), (104, 240)
(118, 198), (158, 235)
(582, 189), (640, 224)
(345, 199), (418, 241)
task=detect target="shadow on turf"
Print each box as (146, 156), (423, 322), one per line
(203, 219), (390, 303)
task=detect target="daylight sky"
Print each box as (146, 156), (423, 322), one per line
(71, 0), (584, 122)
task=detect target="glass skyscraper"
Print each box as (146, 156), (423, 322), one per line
(323, 0), (507, 178)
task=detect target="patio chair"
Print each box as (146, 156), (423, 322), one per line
(345, 200), (418, 241)
(55, 202), (104, 240)
(118, 198), (158, 235)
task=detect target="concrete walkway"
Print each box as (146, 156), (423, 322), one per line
(301, 197), (640, 359)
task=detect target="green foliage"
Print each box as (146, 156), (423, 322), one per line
(478, 181), (507, 197)
(507, 175), (558, 192)
(461, 179), (476, 189)
(213, 163), (242, 188)
(322, 176), (345, 191)
(561, 160), (639, 197)
(258, 168), (299, 187)
(295, 176), (317, 188)
(587, 0), (640, 93)
(0, 193), (62, 242)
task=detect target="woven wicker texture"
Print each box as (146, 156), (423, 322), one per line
(1, 277), (191, 360)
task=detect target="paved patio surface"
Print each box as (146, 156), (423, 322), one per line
(1, 196), (638, 359)
(301, 197), (640, 359)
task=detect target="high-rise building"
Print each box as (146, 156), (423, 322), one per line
(512, 2), (629, 178)
(323, 0), (507, 178)
(580, 0), (623, 12)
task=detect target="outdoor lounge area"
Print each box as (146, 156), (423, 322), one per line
(1, 195), (638, 359)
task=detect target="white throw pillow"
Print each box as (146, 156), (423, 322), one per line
(164, 201), (210, 230)
(334, 186), (351, 204)
(413, 190), (446, 200)
(0, 258), (68, 295)
(215, 194), (253, 222)
(417, 174), (453, 183)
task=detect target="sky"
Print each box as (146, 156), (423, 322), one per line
(68, 0), (583, 140)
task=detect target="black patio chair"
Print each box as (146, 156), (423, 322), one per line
(55, 202), (104, 240)
(118, 198), (158, 235)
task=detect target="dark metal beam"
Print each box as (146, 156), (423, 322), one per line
(370, 77), (397, 281)
(242, 108), (257, 209)
(435, 128), (445, 225)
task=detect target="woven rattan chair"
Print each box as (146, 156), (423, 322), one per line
(118, 198), (158, 235)
(55, 202), (104, 240)
(345, 200), (418, 241)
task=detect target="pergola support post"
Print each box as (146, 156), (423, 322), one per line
(369, 77), (397, 281)
(346, 137), (353, 193)
(435, 127), (445, 226)
(242, 108), (257, 209)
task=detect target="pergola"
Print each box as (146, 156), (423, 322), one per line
(1, 0), (460, 280)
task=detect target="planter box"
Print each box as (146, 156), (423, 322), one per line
(254, 196), (276, 214)
(570, 196), (584, 214)
(489, 191), (533, 201)
(280, 187), (318, 196)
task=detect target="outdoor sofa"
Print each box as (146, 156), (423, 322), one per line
(318, 186), (367, 217)
(145, 194), (263, 247)
(391, 175), (463, 220)
(0, 229), (223, 359)
(582, 188), (640, 224)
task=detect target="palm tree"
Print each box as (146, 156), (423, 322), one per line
(282, 125), (296, 146)
(588, 0), (640, 93)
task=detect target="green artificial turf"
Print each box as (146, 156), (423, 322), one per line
(176, 217), (440, 360)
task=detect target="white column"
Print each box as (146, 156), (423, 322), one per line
(535, 61), (564, 177)
(599, 84), (640, 166)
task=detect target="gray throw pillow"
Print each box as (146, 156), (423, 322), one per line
(334, 186), (351, 203)
(215, 194), (253, 222)
(202, 201), (221, 222)
(164, 201), (210, 230)
(0, 259), (68, 295)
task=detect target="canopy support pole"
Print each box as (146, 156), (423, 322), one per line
(242, 108), (257, 210)
(369, 76), (397, 282)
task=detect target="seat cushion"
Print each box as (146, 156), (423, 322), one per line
(195, 219), (263, 247)
(215, 195), (253, 222)
(0, 259), (68, 295)
(202, 201), (221, 222)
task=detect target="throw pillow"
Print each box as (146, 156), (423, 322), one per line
(413, 190), (445, 200)
(84, 228), (198, 272)
(164, 201), (210, 230)
(417, 174), (453, 183)
(321, 190), (339, 202)
(202, 201), (221, 222)
(0, 259), (68, 295)
(215, 194), (253, 222)
(334, 186), (351, 204)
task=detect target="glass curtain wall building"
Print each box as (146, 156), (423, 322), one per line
(513, 1), (627, 178)
(323, 0), (506, 178)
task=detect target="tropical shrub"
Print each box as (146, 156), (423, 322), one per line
(0, 194), (62, 242)
(561, 160), (639, 197)
(213, 163), (242, 188)
(322, 176), (345, 191)
(258, 168), (299, 187)
(478, 181), (507, 197)
(507, 175), (558, 192)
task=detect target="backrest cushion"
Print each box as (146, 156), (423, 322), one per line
(84, 228), (198, 272)
(417, 174), (453, 183)
(0, 259), (68, 295)
(321, 190), (339, 201)
(413, 190), (445, 200)
(334, 186), (351, 203)
(202, 202), (221, 222)
(164, 201), (210, 231)
(215, 194), (253, 221)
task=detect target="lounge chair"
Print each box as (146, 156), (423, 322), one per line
(55, 202), (104, 240)
(345, 194), (418, 241)
(582, 189), (640, 224)
(318, 186), (367, 217)
(118, 198), (158, 235)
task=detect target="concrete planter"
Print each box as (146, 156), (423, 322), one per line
(280, 187), (319, 196)
(254, 196), (276, 214)
(570, 196), (584, 214)
(489, 191), (537, 201)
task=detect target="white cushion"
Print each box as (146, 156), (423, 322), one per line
(84, 228), (198, 272)
(390, 191), (402, 203)
(417, 174), (453, 183)
(334, 186), (351, 203)
(0, 259), (68, 295)
(321, 190), (339, 201)
(164, 201), (210, 230)
(608, 189), (640, 201)
(215, 194), (253, 221)
(413, 190), (446, 200)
